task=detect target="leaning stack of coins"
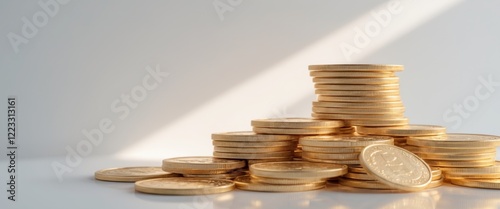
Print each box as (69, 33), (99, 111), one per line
(356, 125), (446, 147)
(162, 156), (246, 179)
(309, 64), (408, 127)
(405, 134), (500, 176)
(339, 144), (436, 192)
(251, 118), (345, 160)
(234, 161), (347, 192)
(340, 165), (443, 190)
(299, 135), (394, 165)
(212, 131), (298, 161)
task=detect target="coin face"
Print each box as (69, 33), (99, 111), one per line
(162, 156), (245, 171)
(308, 64), (403, 72)
(407, 133), (500, 147)
(135, 177), (235, 195)
(299, 135), (394, 147)
(212, 131), (298, 142)
(359, 144), (432, 192)
(310, 71), (395, 78)
(357, 125), (446, 136)
(251, 118), (344, 129)
(250, 161), (347, 179)
(94, 167), (179, 182)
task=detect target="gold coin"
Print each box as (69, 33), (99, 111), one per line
(312, 106), (405, 114)
(247, 158), (293, 166)
(212, 140), (296, 148)
(427, 177), (444, 189)
(431, 167), (442, 177)
(450, 179), (500, 189)
(401, 145), (494, 154)
(317, 95), (402, 103)
(312, 113), (405, 120)
(135, 177), (234, 195)
(339, 178), (393, 190)
(315, 83), (400, 91)
(357, 125), (446, 136)
(250, 161), (347, 179)
(343, 172), (376, 181)
(94, 167), (180, 182)
(310, 71), (395, 78)
(250, 175), (325, 185)
(234, 175), (325, 192)
(302, 156), (360, 165)
(416, 152), (496, 161)
(359, 144), (432, 192)
(213, 146), (295, 153)
(348, 166), (367, 173)
(347, 118), (409, 127)
(183, 170), (247, 179)
(313, 77), (399, 85)
(445, 173), (500, 180)
(253, 127), (340, 135)
(440, 161), (500, 174)
(315, 90), (401, 97)
(293, 150), (302, 158)
(312, 101), (404, 109)
(425, 159), (495, 168)
(214, 151), (293, 160)
(300, 135), (393, 147)
(301, 146), (364, 153)
(251, 118), (344, 129)
(407, 133), (500, 148)
(162, 156), (245, 172)
(308, 64), (404, 72)
(302, 151), (359, 160)
(212, 131), (298, 142)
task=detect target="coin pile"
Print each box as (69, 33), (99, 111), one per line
(309, 64), (408, 127)
(234, 161), (347, 192)
(212, 131), (298, 160)
(405, 134), (499, 170)
(162, 157), (246, 179)
(357, 125), (446, 147)
(299, 135), (394, 165)
(446, 162), (500, 189)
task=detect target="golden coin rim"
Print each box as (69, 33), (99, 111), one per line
(134, 177), (235, 195)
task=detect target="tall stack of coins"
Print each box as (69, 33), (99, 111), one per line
(405, 134), (500, 171)
(212, 131), (298, 161)
(162, 157), (246, 179)
(234, 161), (347, 192)
(309, 64), (408, 127)
(299, 135), (393, 165)
(356, 125), (446, 147)
(251, 118), (345, 160)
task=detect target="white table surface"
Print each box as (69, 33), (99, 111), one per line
(2, 156), (500, 209)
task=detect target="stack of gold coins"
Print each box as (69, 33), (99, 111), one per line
(405, 134), (500, 176)
(356, 125), (446, 147)
(162, 156), (246, 179)
(251, 118), (345, 160)
(212, 131), (298, 161)
(299, 135), (394, 165)
(234, 161), (347, 192)
(446, 162), (500, 189)
(309, 64), (408, 127)
(340, 165), (443, 190)
(339, 144), (438, 192)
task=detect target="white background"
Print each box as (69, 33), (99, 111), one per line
(1, 0), (500, 208)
